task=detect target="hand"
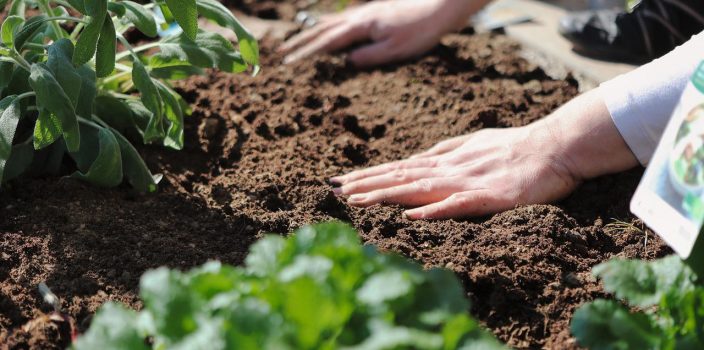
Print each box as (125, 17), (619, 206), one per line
(330, 90), (639, 220)
(279, 0), (482, 67)
(331, 126), (581, 219)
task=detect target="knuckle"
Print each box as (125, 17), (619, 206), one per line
(391, 169), (408, 181)
(412, 178), (434, 193)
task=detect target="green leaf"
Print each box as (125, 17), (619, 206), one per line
(8, 0), (24, 18)
(593, 256), (696, 308)
(94, 95), (135, 133)
(66, 0), (86, 14)
(70, 125), (123, 187)
(0, 95), (21, 184)
(34, 109), (62, 150)
(0, 61), (14, 94)
(46, 39), (82, 106)
(245, 235), (286, 277)
(571, 299), (662, 350)
(151, 30), (248, 73)
(29, 63), (80, 152)
(95, 16), (116, 77)
(164, 0), (198, 40)
(140, 268), (200, 343)
(132, 60), (164, 142)
(149, 57), (204, 80)
(153, 80), (184, 149)
(109, 128), (160, 193)
(113, 1), (158, 38)
(75, 65), (97, 118)
(3, 142), (33, 182)
(14, 15), (48, 51)
(1, 16), (24, 46)
(72, 302), (149, 350)
(196, 0), (259, 66)
(73, 0), (107, 66)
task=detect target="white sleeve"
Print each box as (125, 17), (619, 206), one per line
(599, 31), (704, 165)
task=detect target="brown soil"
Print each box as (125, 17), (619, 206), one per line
(222, 0), (367, 20)
(0, 30), (670, 349)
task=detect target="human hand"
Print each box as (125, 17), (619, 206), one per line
(279, 0), (481, 67)
(330, 126), (581, 219)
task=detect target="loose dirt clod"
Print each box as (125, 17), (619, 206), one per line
(0, 32), (671, 349)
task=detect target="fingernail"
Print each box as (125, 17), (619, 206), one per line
(348, 194), (366, 203)
(403, 210), (421, 220)
(332, 187), (342, 195)
(328, 177), (343, 186)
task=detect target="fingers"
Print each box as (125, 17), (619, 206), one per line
(279, 19), (341, 54)
(336, 167), (444, 195)
(409, 135), (473, 159)
(348, 39), (398, 67)
(346, 177), (464, 207)
(283, 22), (369, 64)
(404, 190), (502, 220)
(330, 157), (440, 185)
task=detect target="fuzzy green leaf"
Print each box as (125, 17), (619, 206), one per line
(164, 0), (198, 40)
(195, 0), (259, 66)
(66, 0), (86, 14)
(150, 30), (247, 73)
(46, 39), (82, 106)
(571, 299), (662, 350)
(70, 125), (122, 187)
(13, 15), (48, 50)
(8, 0), (24, 17)
(1, 15), (23, 46)
(3, 142), (33, 182)
(593, 256), (696, 308)
(75, 65), (97, 118)
(29, 63), (80, 152)
(132, 60), (164, 142)
(95, 16), (116, 77)
(33, 109), (62, 150)
(109, 128), (160, 193)
(73, 0), (107, 66)
(112, 1), (158, 38)
(71, 302), (149, 350)
(0, 95), (21, 184)
(153, 80), (184, 149)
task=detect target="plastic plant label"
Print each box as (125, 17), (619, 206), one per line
(631, 61), (704, 258)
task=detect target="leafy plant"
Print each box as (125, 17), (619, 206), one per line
(571, 256), (704, 349)
(73, 222), (505, 349)
(0, 0), (258, 192)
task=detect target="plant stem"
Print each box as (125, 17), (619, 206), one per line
(116, 42), (162, 61)
(99, 70), (132, 85)
(16, 91), (36, 101)
(109, 91), (140, 100)
(37, 0), (66, 40)
(70, 22), (85, 41)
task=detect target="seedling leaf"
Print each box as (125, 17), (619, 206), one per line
(164, 0), (199, 40)
(0, 95), (21, 183)
(29, 63), (80, 152)
(70, 125), (123, 187)
(195, 0), (260, 66)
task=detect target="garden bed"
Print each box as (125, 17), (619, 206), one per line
(0, 10), (670, 350)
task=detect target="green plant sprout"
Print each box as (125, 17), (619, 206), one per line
(571, 256), (704, 349)
(0, 0), (259, 192)
(73, 222), (505, 350)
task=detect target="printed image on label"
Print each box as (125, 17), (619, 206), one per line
(631, 61), (704, 258)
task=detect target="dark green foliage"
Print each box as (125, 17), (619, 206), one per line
(0, 0), (259, 192)
(572, 256), (704, 349)
(74, 222), (505, 350)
